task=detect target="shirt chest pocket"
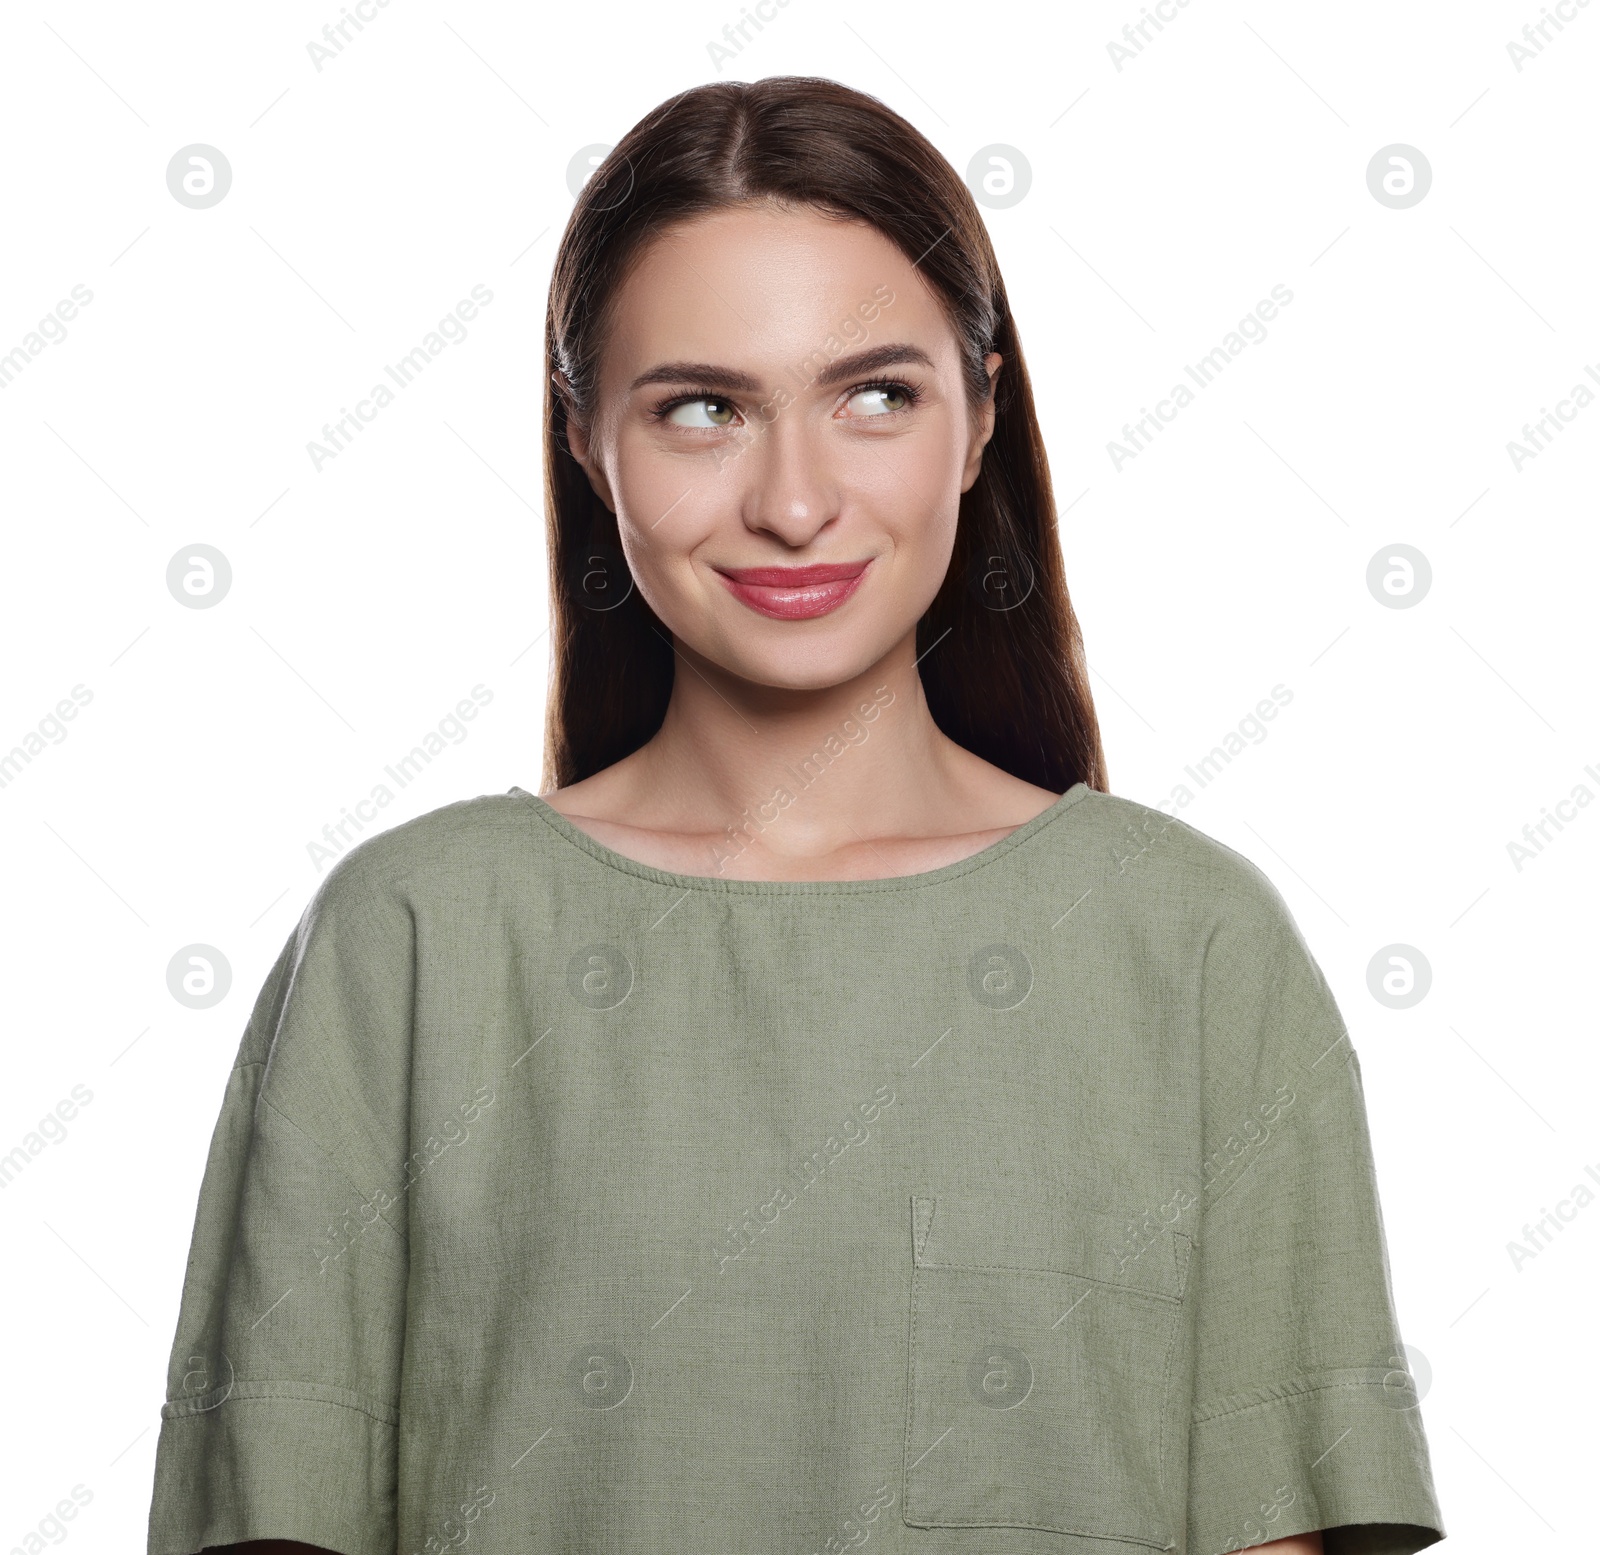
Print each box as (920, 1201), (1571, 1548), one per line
(902, 1192), (1191, 1549)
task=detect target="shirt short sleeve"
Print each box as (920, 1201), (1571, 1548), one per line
(1185, 869), (1446, 1555)
(146, 846), (415, 1555)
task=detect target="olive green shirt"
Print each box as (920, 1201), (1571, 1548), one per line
(147, 783), (1445, 1555)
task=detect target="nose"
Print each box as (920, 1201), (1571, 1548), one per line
(732, 400), (842, 546)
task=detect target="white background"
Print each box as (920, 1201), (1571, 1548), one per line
(1, 1), (1595, 1551)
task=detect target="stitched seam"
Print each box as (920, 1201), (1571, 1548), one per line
(904, 1236), (1181, 1548)
(901, 1511), (1171, 1547)
(1193, 1376), (1395, 1425)
(162, 1385), (399, 1427)
(258, 1094), (407, 1249)
(1155, 1232), (1192, 1506)
(1200, 1055), (1351, 1221)
(519, 783), (1097, 895)
(913, 1258), (1182, 1305)
(902, 1261), (922, 1524)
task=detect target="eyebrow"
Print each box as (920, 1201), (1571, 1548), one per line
(627, 342), (937, 396)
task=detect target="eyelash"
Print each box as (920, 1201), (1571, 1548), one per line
(648, 378), (924, 424)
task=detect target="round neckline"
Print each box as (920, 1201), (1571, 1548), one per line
(509, 781), (1094, 895)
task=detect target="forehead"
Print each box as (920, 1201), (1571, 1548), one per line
(599, 202), (954, 378)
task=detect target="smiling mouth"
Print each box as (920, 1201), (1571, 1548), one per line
(713, 559), (872, 620)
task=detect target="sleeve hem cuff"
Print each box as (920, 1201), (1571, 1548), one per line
(147, 1391), (396, 1555)
(1186, 1378), (1445, 1555)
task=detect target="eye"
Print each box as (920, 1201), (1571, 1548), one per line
(665, 397), (739, 428)
(843, 383), (914, 417)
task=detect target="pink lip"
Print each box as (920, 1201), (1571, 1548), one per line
(714, 559), (872, 620)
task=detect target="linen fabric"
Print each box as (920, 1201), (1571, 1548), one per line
(146, 782), (1445, 1555)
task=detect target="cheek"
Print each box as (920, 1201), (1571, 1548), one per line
(605, 437), (726, 606)
(842, 409), (969, 529)
(606, 417), (721, 535)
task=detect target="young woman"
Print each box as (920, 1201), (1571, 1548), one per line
(150, 78), (1445, 1555)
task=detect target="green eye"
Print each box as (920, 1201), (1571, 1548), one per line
(847, 385), (910, 416)
(666, 398), (738, 427)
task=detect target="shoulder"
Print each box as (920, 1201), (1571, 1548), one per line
(1061, 786), (1296, 930)
(303, 787), (539, 926)
(1057, 795), (1348, 1088)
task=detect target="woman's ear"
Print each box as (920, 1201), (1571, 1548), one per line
(555, 371), (617, 513)
(960, 352), (1003, 494)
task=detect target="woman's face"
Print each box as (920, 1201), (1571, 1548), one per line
(565, 202), (1001, 693)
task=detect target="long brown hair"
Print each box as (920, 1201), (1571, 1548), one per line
(541, 76), (1107, 797)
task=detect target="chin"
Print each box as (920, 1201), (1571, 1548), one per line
(723, 644), (886, 694)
